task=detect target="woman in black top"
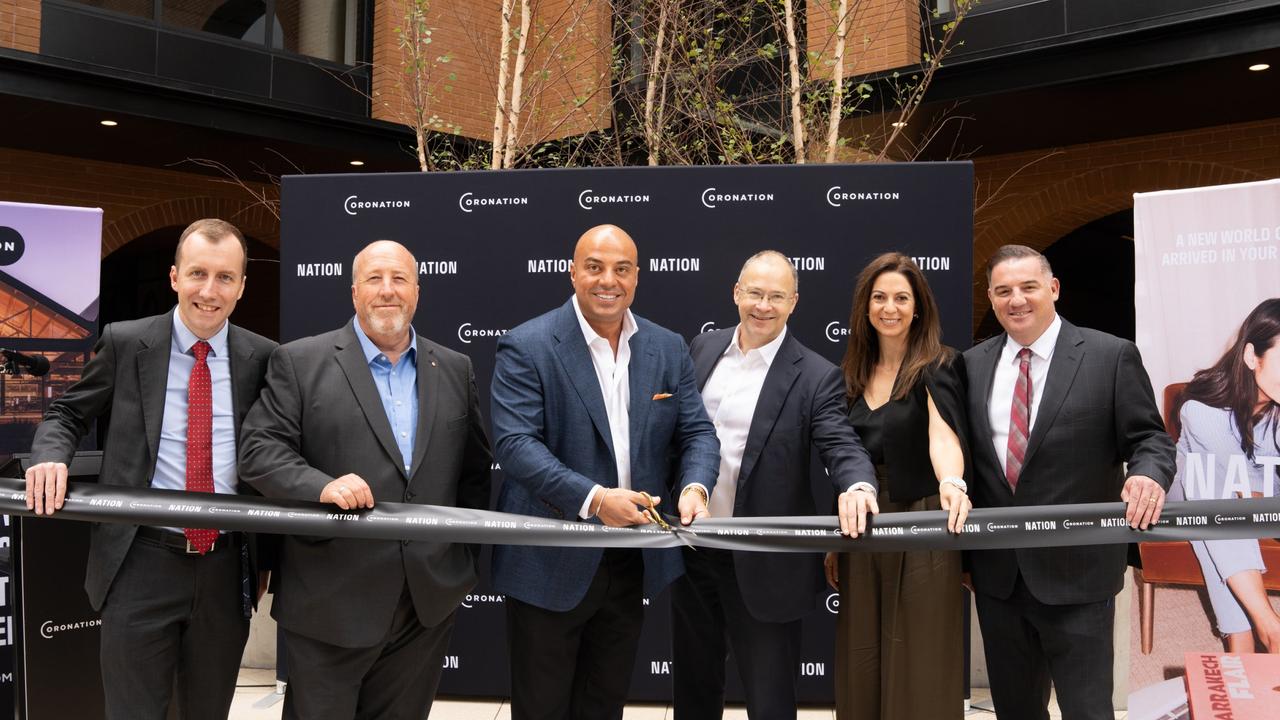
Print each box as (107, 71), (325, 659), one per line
(824, 252), (971, 720)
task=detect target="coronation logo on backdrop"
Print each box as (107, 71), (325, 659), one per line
(344, 196), (411, 216)
(40, 618), (102, 640)
(825, 186), (901, 207)
(458, 192), (529, 213)
(457, 323), (509, 344)
(825, 321), (849, 343)
(578, 189), (651, 210)
(700, 187), (775, 209)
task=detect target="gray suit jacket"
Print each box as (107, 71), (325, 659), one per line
(962, 318), (1175, 604)
(29, 310), (277, 611)
(238, 321), (492, 648)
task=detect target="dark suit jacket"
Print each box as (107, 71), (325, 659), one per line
(238, 321), (492, 648)
(29, 310), (277, 611)
(489, 300), (720, 612)
(691, 328), (875, 623)
(962, 318), (1175, 604)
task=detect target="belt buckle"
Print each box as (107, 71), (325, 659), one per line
(184, 537), (209, 554)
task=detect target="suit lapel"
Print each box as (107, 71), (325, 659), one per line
(136, 312), (174, 475)
(971, 336), (1006, 481)
(1023, 321), (1085, 468)
(552, 305), (616, 459)
(333, 324), (407, 477)
(226, 324), (260, 440)
(627, 327), (659, 465)
(408, 338), (440, 479)
(737, 334), (801, 491)
(693, 330), (732, 391)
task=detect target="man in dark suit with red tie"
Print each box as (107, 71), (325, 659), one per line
(963, 244), (1175, 720)
(25, 219), (277, 720)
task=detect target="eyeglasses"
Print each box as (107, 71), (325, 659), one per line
(740, 289), (794, 306)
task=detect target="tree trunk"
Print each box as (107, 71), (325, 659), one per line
(491, 0), (516, 169)
(782, 0), (805, 163)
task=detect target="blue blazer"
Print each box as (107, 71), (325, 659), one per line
(490, 299), (720, 611)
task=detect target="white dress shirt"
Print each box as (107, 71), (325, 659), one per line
(989, 313), (1062, 471)
(702, 326), (787, 518)
(571, 295), (638, 518)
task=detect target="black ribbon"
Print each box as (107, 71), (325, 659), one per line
(4, 477), (1280, 552)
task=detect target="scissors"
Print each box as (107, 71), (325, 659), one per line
(637, 491), (697, 549)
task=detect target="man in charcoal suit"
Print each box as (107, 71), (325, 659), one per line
(239, 239), (491, 720)
(26, 218), (276, 720)
(963, 244), (1175, 720)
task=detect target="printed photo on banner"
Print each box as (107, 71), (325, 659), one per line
(0, 201), (102, 457)
(1130, 178), (1280, 720)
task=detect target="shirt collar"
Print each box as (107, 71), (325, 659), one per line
(725, 324), (786, 367)
(352, 316), (417, 367)
(1003, 313), (1062, 361)
(571, 295), (637, 347)
(171, 308), (229, 357)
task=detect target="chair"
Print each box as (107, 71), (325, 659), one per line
(1133, 383), (1280, 654)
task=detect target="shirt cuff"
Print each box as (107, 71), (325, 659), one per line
(845, 482), (876, 495)
(578, 484), (604, 520)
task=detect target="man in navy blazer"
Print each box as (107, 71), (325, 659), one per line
(490, 224), (719, 720)
(673, 251), (877, 719)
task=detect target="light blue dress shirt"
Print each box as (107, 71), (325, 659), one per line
(352, 318), (419, 474)
(151, 312), (238, 498)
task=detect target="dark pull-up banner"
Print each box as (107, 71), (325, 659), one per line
(4, 478), (1279, 552)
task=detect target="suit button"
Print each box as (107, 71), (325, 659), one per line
(406, 491), (416, 501)
(402, 540), (411, 546)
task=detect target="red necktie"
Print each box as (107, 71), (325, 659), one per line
(185, 340), (217, 554)
(1005, 348), (1032, 492)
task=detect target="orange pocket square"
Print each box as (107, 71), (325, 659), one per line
(652, 392), (673, 401)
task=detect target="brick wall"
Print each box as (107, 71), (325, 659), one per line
(969, 117), (1280, 326)
(0, 0), (40, 53)
(371, 0), (611, 144)
(808, 0), (920, 80)
(0, 147), (280, 255)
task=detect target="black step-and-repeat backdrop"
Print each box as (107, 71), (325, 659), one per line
(279, 163), (974, 702)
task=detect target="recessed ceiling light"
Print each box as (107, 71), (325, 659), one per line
(891, 121), (907, 128)
(100, 120), (118, 127)
(1249, 63), (1270, 72)
(349, 160), (365, 166)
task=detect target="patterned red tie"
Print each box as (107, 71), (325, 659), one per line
(185, 340), (217, 554)
(1005, 348), (1032, 492)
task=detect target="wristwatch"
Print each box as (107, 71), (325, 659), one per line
(940, 476), (968, 494)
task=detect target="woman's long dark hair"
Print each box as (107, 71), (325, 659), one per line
(841, 253), (950, 402)
(1173, 297), (1280, 458)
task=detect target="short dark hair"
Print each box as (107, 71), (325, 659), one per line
(175, 219), (248, 274)
(985, 244), (1052, 284)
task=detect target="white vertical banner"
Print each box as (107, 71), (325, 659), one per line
(1130, 179), (1280, 719)
(1135, 179), (1280, 411)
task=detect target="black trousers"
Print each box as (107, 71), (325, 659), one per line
(671, 547), (801, 720)
(99, 533), (248, 720)
(974, 574), (1116, 720)
(281, 585), (454, 720)
(507, 548), (644, 720)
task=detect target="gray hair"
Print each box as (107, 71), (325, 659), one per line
(738, 250), (798, 292)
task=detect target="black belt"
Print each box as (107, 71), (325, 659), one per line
(135, 526), (235, 554)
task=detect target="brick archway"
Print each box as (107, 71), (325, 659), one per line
(969, 159), (1267, 328)
(102, 197), (279, 257)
